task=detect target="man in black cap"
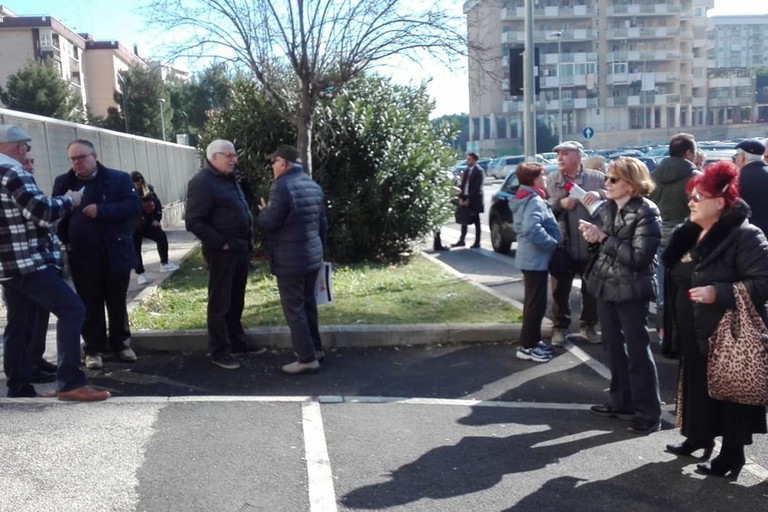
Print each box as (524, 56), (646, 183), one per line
(733, 138), (768, 235)
(186, 139), (257, 370)
(258, 145), (327, 374)
(0, 125), (109, 401)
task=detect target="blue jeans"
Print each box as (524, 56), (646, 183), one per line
(2, 267), (87, 396)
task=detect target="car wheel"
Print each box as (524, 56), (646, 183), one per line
(490, 216), (512, 254)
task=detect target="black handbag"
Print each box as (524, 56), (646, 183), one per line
(454, 205), (475, 225)
(549, 245), (572, 278)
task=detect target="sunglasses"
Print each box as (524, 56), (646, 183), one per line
(605, 175), (621, 184)
(688, 191), (714, 203)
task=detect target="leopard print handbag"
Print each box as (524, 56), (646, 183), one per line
(707, 282), (768, 406)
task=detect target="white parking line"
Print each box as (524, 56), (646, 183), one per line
(303, 401), (338, 512)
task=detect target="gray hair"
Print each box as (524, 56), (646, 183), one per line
(737, 148), (763, 164)
(206, 139), (234, 160)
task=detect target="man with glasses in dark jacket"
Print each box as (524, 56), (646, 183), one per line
(186, 139), (258, 370)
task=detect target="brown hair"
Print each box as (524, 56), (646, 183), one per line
(516, 162), (546, 186)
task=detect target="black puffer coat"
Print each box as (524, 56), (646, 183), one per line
(257, 164), (327, 278)
(584, 196), (661, 303)
(661, 200), (768, 357)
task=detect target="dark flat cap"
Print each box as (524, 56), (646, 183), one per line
(266, 145), (299, 163)
(736, 138), (766, 156)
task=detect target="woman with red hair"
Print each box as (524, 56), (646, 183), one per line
(662, 161), (768, 478)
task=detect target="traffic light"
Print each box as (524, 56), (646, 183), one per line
(509, 46), (540, 96)
(509, 46), (524, 95)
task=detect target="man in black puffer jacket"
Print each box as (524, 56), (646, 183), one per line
(258, 145), (327, 375)
(186, 139), (254, 370)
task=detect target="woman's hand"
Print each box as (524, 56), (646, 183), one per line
(578, 219), (606, 243)
(688, 285), (715, 304)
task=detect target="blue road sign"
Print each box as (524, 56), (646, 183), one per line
(583, 127), (595, 139)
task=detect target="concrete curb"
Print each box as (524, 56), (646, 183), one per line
(131, 323), (523, 353)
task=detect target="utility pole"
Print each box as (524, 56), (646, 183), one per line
(552, 30), (564, 144)
(523, 0), (536, 159)
(158, 98), (167, 141)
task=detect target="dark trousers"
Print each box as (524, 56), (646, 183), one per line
(2, 267), (87, 396)
(520, 270), (549, 349)
(69, 257), (132, 356)
(206, 249), (250, 358)
(459, 215), (481, 244)
(27, 304), (50, 366)
(134, 224), (170, 273)
(1, 289), (50, 369)
(550, 258), (598, 330)
(277, 269), (323, 363)
(598, 298), (661, 422)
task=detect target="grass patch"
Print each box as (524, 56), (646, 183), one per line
(130, 248), (523, 330)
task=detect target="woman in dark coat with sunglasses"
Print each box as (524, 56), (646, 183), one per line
(577, 157), (662, 436)
(661, 161), (768, 479)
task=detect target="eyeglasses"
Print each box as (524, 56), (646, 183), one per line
(688, 191), (715, 203)
(69, 153), (93, 163)
(605, 175), (621, 184)
(23, 142), (31, 152)
(215, 152), (238, 159)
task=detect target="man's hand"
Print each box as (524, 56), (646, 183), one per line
(258, 197), (267, 211)
(82, 204), (98, 218)
(560, 197), (578, 210)
(65, 189), (82, 207)
(582, 190), (602, 205)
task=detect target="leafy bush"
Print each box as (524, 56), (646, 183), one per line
(202, 75), (456, 263)
(313, 77), (456, 262)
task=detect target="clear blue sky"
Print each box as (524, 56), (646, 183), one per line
(3, 0), (767, 117)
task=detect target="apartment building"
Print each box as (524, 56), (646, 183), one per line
(0, 6), (88, 110)
(81, 38), (146, 118)
(465, 0), (766, 153)
(0, 6), (147, 119)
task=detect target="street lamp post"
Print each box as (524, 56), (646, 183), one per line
(158, 98), (167, 141)
(552, 31), (563, 143)
(117, 74), (129, 133)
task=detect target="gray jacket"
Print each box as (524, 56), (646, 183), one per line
(547, 167), (606, 262)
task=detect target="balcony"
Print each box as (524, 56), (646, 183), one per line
(505, 5), (593, 19)
(607, 3), (681, 16)
(606, 26), (682, 40)
(608, 97), (629, 107)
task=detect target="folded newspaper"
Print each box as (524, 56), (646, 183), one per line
(565, 182), (605, 217)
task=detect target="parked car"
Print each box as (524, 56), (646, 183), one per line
(701, 149), (737, 169)
(488, 166), (558, 254)
(488, 155), (551, 179)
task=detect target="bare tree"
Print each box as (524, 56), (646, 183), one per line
(145, 0), (469, 175)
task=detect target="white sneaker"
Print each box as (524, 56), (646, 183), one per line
(137, 273), (149, 285)
(551, 329), (567, 347)
(159, 262), (180, 272)
(85, 354), (103, 370)
(281, 360), (320, 375)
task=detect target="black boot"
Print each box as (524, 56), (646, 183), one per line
(696, 438), (745, 479)
(433, 231), (449, 251)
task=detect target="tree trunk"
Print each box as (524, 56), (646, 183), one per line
(297, 83), (314, 177)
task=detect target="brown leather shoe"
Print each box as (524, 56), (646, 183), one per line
(57, 386), (111, 402)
